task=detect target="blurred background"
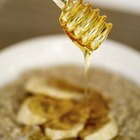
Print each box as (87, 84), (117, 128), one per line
(0, 0), (140, 51)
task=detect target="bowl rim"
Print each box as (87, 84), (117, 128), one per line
(0, 35), (140, 87)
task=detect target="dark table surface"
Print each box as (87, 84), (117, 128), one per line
(0, 0), (140, 52)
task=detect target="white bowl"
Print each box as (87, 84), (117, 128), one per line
(0, 35), (140, 87)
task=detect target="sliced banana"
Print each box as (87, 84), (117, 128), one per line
(45, 123), (84, 140)
(44, 107), (89, 140)
(17, 96), (47, 125)
(17, 96), (74, 126)
(81, 115), (118, 140)
(22, 76), (118, 140)
(25, 76), (82, 100)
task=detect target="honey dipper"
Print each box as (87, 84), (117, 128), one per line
(52, 0), (113, 54)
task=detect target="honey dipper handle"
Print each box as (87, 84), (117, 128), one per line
(52, 0), (68, 9)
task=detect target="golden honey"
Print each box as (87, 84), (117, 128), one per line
(59, 0), (112, 54)
(59, 0), (112, 95)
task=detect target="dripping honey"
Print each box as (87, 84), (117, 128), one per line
(59, 0), (112, 96)
(61, 24), (92, 96)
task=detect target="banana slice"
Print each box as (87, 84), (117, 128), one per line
(17, 96), (74, 126)
(17, 96), (47, 125)
(25, 76), (82, 100)
(45, 122), (84, 140)
(44, 107), (89, 139)
(80, 115), (118, 140)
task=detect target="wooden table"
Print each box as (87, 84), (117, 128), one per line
(0, 0), (140, 51)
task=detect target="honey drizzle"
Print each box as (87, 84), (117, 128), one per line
(84, 50), (91, 96)
(59, 0), (112, 96)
